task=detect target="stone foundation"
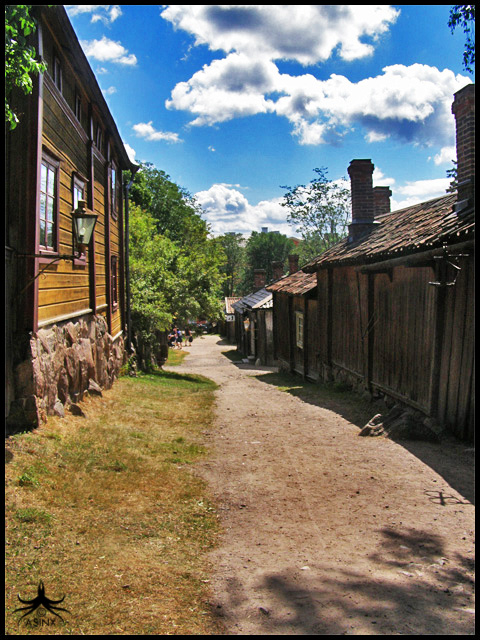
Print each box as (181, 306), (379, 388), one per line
(7, 315), (126, 431)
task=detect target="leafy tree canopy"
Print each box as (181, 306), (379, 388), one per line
(448, 5), (475, 74)
(126, 164), (226, 368)
(281, 167), (350, 264)
(216, 233), (247, 297)
(5, 5), (47, 129)
(243, 231), (295, 291)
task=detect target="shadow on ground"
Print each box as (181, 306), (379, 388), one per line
(253, 370), (475, 505)
(212, 526), (474, 635)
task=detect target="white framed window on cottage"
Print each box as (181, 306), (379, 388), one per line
(295, 311), (304, 349)
(39, 153), (60, 253)
(110, 160), (118, 220)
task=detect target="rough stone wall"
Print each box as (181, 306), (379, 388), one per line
(7, 315), (125, 431)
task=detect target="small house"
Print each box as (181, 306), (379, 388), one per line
(267, 256), (318, 379)
(6, 6), (138, 431)
(303, 84), (475, 441)
(232, 270), (274, 365)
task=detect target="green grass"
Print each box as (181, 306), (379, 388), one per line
(5, 368), (224, 635)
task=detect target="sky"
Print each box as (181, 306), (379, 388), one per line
(65, 5), (474, 237)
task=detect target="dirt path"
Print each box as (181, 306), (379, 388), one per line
(168, 335), (474, 635)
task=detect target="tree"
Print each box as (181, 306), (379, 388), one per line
(128, 162), (208, 245)
(126, 165), (226, 369)
(5, 5), (47, 129)
(281, 167), (350, 264)
(217, 233), (246, 297)
(242, 231), (295, 291)
(446, 159), (458, 193)
(448, 5), (475, 74)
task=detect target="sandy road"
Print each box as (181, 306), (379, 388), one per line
(168, 334), (475, 635)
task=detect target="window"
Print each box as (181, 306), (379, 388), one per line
(95, 124), (102, 151)
(39, 156), (58, 252)
(110, 161), (118, 219)
(75, 92), (82, 122)
(53, 55), (62, 92)
(72, 175), (87, 260)
(295, 311), (304, 349)
(73, 175), (85, 210)
(111, 255), (118, 309)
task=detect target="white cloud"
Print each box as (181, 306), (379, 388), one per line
(123, 141), (137, 164)
(102, 86), (117, 96)
(431, 145), (456, 165)
(81, 36), (137, 65)
(390, 177), (451, 211)
(161, 5), (399, 64)
(161, 6), (469, 149)
(67, 5), (122, 25)
(132, 121), (183, 144)
(166, 46), (468, 148)
(166, 53), (278, 126)
(195, 184), (290, 236)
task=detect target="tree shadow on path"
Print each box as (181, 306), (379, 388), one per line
(254, 371), (475, 504)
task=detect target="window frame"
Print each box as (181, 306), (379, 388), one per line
(110, 254), (119, 311)
(38, 151), (60, 257)
(295, 311), (304, 349)
(72, 173), (88, 263)
(53, 54), (62, 93)
(110, 160), (118, 221)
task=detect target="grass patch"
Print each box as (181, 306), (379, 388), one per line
(165, 347), (189, 366)
(5, 368), (224, 635)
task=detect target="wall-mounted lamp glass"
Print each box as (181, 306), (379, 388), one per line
(72, 200), (98, 254)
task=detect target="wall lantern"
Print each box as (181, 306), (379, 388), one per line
(72, 200), (98, 254)
(15, 200), (98, 294)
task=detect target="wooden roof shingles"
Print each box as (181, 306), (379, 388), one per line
(303, 193), (474, 271)
(224, 297), (241, 314)
(266, 269), (317, 295)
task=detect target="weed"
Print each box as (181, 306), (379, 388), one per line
(15, 507), (53, 525)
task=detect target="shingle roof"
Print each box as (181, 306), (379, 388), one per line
(232, 288), (272, 312)
(266, 269), (317, 295)
(303, 193), (474, 271)
(224, 297), (241, 314)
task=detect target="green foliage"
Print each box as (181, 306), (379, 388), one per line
(448, 5), (475, 74)
(127, 164), (226, 370)
(243, 231), (295, 291)
(127, 162), (209, 245)
(281, 167), (350, 264)
(216, 232), (247, 297)
(5, 5), (47, 129)
(446, 159), (458, 193)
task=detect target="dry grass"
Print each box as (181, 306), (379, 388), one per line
(5, 368), (225, 635)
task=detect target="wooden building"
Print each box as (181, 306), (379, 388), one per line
(303, 84), (475, 441)
(232, 270), (274, 365)
(267, 257), (318, 379)
(219, 297), (241, 343)
(6, 6), (138, 430)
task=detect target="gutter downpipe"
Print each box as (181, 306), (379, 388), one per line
(124, 167), (139, 354)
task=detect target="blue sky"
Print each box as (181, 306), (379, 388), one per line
(66, 5), (473, 237)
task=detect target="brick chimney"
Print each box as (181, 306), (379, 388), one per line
(347, 159), (378, 242)
(373, 186), (392, 216)
(254, 269), (266, 290)
(451, 83), (475, 212)
(272, 260), (284, 281)
(288, 254), (299, 274)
